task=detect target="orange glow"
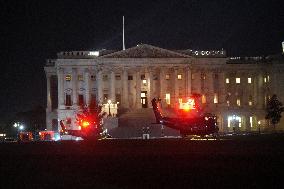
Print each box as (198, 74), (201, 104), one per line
(82, 121), (90, 128)
(179, 98), (196, 110)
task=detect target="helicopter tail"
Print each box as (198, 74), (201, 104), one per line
(151, 98), (163, 124)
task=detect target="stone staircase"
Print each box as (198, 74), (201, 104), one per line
(108, 108), (180, 138)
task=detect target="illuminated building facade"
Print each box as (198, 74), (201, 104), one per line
(44, 44), (284, 133)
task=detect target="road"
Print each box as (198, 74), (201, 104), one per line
(1, 134), (284, 188)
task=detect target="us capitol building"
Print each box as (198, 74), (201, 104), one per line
(44, 43), (284, 135)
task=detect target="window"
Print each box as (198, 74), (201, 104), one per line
(65, 94), (71, 106)
(237, 98), (241, 106)
(250, 116), (253, 127)
(103, 75), (108, 81)
(115, 75), (121, 80)
(202, 95), (206, 104)
(248, 78), (252, 83)
(153, 75), (158, 80)
(267, 75), (270, 82)
(201, 73), (206, 80)
(65, 75), (71, 81)
(177, 74), (182, 80)
(236, 78), (240, 83)
(214, 93), (218, 104)
(227, 100), (230, 106)
(214, 74), (218, 79)
(264, 77), (267, 83)
(226, 78), (230, 83)
(191, 73), (195, 80)
(91, 75), (96, 81)
(128, 75), (133, 80)
(142, 79), (147, 84)
(78, 94), (84, 106)
(165, 74), (170, 80)
(103, 94), (108, 102)
(166, 94), (170, 104)
(249, 95), (253, 106)
(78, 75), (83, 81)
(141, 74), (145, 80)
(116, 94), (121, 104)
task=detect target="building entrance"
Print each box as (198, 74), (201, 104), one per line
(228, 115), (241, 132)
(141, 91), (148, 108)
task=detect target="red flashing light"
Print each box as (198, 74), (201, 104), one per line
(82, 121), (90, 128)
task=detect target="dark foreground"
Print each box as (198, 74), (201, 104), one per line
(1, 134), (284, 189)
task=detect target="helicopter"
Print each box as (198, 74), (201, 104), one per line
(151, 95), (219, 138)
(59, 101), (109, 140)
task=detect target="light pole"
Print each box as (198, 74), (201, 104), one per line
(13, 122), (24, 139)
(107, 100), (112, 117)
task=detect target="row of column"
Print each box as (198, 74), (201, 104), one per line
(56, 67), (227, 109)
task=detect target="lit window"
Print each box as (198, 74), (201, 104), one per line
(165, 74), (170, 80)
(178, 98), (183, 103)
(236, 78), (240, 83)
(142, 79), (147, 84)
(237, 98), (241, 106)
(201, 73), (206, 80)
(65, 75), (71, 81)
(227, 100), (230, 106)
(214, 93), (218, 104)
(267, 75), (270, 82)
(264, 77), (267, 83)
(201, 95), (206, 104)
(141, 93), (146, 98)
(78, 75), (83, 81)
(226, 78), (230, 83)
(177, 74), (182, 80)
(248, 78), (251, 83)
(250, 116), (253, 127)
(248, 95), (253, 106)
(191, 73), (195, 80)
(166, 94), (170, 104)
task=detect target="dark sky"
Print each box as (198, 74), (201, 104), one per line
(1, 0), (284, 122)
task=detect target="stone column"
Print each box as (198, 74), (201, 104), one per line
(122, 68), (129, 108)
(148, 69), (154, 107)
(97, 69), (103, 104)
(85, 68), (90, 106)
(174, 68), (179, 102)
(136, 70), (141, 108)
(110, 70), (116, 102)
(72, 68), (78, 107)
(195, 71), (201, 94)
(207, 72), (214, 105)
(219, 72), (226, 106)
(46, 74), (52, 111)
(57, 68), (65, 109)
(245, 116), (251, 132)
(160, 67), (165, 104)
(186, 67), (192, 96)
(257, 73), (264, 109)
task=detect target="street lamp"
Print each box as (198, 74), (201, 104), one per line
(107, 99), (112, 117)
(258, 121), (261, 134)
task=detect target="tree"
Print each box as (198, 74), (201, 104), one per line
(265, 94), (284, 130)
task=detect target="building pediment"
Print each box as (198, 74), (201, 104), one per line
(102, 44), (191, 58)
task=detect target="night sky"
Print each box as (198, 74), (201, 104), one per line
(1, 0), (284, 122)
